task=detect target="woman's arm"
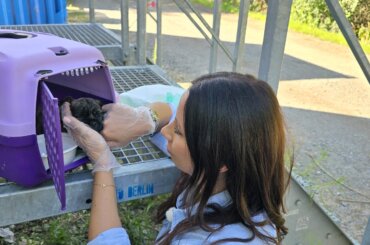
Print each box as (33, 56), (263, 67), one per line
(88, 171), (121, 241)
(62, 102), (172, 242)
(101, 102), (172, 148)
(61, 103), (124, 241)
(148, 102), (173, 132)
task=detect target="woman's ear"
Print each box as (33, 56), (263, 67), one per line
(219, 165), (228, 173)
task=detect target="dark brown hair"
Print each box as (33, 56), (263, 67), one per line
(155, 72), (292, 244)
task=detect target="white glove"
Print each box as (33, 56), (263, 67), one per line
(101, 104), (155, 148)
(61, 103), (121, 173)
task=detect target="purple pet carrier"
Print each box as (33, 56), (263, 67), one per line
(0, 29), (116, 209)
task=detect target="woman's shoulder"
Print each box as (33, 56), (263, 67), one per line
(172, 219), (276, 245)
(87, 227), (131, 245)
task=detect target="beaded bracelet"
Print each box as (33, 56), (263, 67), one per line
(94, 183), (115, 189)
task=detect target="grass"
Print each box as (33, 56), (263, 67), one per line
(0, 194), (169, 244)
(67, 6), (89, 23)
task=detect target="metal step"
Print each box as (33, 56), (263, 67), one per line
(0, 23), (122, 61)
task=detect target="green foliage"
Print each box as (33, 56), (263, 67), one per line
(118, 195), (169, 244)
(250, 0), (267, 12)
(67, 9), (89, 23)
(0, 195), (168, 244)
(194, 0), (369, 45)
(291, 0), (369, 44)
(0, 211), (89, 245)
(221, 0), (240, 13)
(193, 0), (240, 13)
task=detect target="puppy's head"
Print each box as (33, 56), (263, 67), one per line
(70, 98), (104, 132)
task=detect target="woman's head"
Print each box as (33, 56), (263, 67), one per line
(186, 72), (286, 209)
(159, 72), (289, 243)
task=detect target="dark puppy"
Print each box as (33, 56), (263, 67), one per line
(69, 97), (104, 132)
(36, 97), (104, 134)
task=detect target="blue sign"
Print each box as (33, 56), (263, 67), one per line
(116, 188), (124, 201)
(128, 183), (154, 198)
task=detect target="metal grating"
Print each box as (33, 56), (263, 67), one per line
(0, 24), (120, 46)
(109, 66), (174, 164)
(110, 67), (173, 93)
(109, 60), (125, 66)
(112, 136), (167, 165)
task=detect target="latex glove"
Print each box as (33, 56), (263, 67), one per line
(101, 104), (155, 148)
(61, 102), (121, 173)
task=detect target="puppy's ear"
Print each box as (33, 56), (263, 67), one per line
(66, 96), (74, 103)
(95, 99), (102, 106)
(60, 96), (74, 104)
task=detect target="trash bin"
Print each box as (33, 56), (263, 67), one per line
(0, 0), (67, 25)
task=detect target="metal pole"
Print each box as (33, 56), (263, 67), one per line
(232, 0), (250, 72)
(173, 0), (212, 45)
(137, 0), (147, 65)
(120, 0), (130, 64)
(325, 0), (370, 84)
(156, 0), (162, 66)
(181, 0), (234, 63)
(209, 0), (222, 73)
(258, 0), (293, 93)
(89, 0), (95, 23)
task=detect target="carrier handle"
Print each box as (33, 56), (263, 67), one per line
(0, 33), (32, 39)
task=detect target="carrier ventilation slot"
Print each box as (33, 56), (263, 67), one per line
(60, 65), (103, 77)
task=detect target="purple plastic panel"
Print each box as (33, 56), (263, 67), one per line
(0, 134), (49, 186)
(0, 29), (109, 138)
(41, 82), (66, 210)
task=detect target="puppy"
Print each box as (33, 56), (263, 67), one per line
(69, 97), (104, 132)
(36, 97), (104, 135)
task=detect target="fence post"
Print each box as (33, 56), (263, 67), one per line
(120, 0), (130, 64)
(88, 0), (95, 23)
(209, 0), (222, 73)
(258, 0), (293, 93)
(137, 1), (147, 65)
(156, 0), (162, 66)
(233, 0), (250, 72)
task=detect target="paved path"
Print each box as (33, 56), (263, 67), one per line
(72, 0), (370, 242)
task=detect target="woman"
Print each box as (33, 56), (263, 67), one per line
(62, 72), (291, 244)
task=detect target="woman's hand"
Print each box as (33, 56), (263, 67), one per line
(101, 104), (156, 148)
(61, 102), (120, 173)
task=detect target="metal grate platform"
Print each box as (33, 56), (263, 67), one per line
(0, 65), (180, 227)
(109, 66), (176, 164)
(0, 23), (122, 61)
(113, 137), (167, 165)
(110, 66), (173, 93)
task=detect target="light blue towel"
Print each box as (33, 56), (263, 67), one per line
(118, 85), (185, 156)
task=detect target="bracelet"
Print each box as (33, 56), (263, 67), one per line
(94, 183), (115, 189)
(149, 108), (160, 132)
